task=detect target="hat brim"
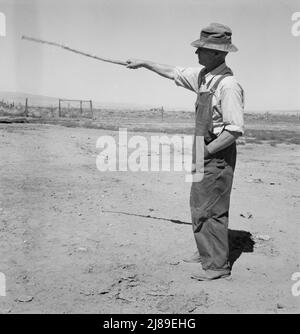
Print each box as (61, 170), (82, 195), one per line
(191, 39), (238, 52)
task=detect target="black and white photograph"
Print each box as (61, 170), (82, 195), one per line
(0, 0), (299, 316)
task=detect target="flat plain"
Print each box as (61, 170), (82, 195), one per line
(0, 110), (299, 313)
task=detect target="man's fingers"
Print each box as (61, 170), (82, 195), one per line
(126, 59), (143, 69)
(126, 60), (135, 69)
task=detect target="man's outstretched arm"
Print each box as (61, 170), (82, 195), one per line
(126, 59), (176, 80)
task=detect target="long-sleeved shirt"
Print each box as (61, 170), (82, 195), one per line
(174, 62), (245, 135)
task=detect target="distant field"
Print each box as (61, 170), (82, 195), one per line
(1, 104), (299, 145)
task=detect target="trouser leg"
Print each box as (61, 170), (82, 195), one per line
(190, 160), (234, 271)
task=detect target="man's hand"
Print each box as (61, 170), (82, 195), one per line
(126, 59), (145, 69)
(126, 59), (176, 79)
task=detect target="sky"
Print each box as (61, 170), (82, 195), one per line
(0, 0), (299, 111)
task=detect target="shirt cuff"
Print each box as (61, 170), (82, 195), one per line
(224, 124), (244, 135)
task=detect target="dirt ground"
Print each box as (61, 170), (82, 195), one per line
(0, 123), (299, 314)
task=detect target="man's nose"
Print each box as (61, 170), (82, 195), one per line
(195, 48), (201, 55)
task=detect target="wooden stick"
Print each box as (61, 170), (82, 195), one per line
(21, 35), (128, 66)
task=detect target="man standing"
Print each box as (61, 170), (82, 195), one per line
(126, 23), (244, 281)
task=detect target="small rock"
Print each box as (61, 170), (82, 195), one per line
(80, 290), (91, 296)
(77, 247), (88, 252)
(246, 178), (263, 184)
(87, 265), (94, 273)
(168, 260), (180, 266)
(277, 303), (284, 309)
(257, 235), (271, 241)
(16, 295), (34, 303)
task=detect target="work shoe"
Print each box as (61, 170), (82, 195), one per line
(191, 269), (231, 281)
(182, 251), (201, 263)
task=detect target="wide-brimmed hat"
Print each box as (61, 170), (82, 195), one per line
(191, 23), (238, 52)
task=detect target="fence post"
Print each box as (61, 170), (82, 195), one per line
(25, 98), (28, 117)
(50, 105), (54, 117)
(90, 100), (93, 118)
(58, 99), (61, 117)
(80, 100), (83, 114)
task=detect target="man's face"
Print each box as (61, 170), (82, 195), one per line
(195, 47), (217, 66)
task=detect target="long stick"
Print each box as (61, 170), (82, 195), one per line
(101, 209), (191, 226)
(21, 35), (128, 66)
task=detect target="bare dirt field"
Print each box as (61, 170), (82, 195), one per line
(0, 117), (299, 313)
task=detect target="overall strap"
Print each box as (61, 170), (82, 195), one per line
(210, 73), (233, 93)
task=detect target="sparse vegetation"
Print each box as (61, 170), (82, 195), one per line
(0, 101), (299, 144)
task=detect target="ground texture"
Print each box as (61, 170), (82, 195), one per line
(0, 123), (299, 313)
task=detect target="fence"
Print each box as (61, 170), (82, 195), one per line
(0, 98), (94, 119)
(58, 99), (93, 118)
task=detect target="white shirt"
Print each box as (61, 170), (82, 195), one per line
(174, 62), (245, 135)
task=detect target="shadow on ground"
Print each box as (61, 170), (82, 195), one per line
(228, 229), (255, 269)
(101, 211), (255, 269)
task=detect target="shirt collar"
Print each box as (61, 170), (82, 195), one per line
(204, 62), (233, 79)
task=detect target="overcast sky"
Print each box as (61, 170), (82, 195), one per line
(0, 0), (299, 111)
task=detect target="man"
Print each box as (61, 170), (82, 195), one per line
(126, 23), (244, 281)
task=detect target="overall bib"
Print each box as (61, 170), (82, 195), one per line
(190, 72), (236, 271)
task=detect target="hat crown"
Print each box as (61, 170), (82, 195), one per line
(202, 23), (232, 35)
(201, 23), (232, 44)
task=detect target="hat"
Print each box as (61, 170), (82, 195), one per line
(191, 23), (238, 52)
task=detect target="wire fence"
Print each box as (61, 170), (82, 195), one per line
(0, 98), (94, 119)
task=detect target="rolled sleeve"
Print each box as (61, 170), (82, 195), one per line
(174, 67), (201, 93)
(220, 82), (245, 135)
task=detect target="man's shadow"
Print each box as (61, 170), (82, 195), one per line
(100, 210), (254, 268)
(228, 229), (255, 269)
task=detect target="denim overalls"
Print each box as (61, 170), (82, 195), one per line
(190, 71), (237, 271)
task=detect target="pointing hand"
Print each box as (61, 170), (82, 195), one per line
(126, 59), (145, 69)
